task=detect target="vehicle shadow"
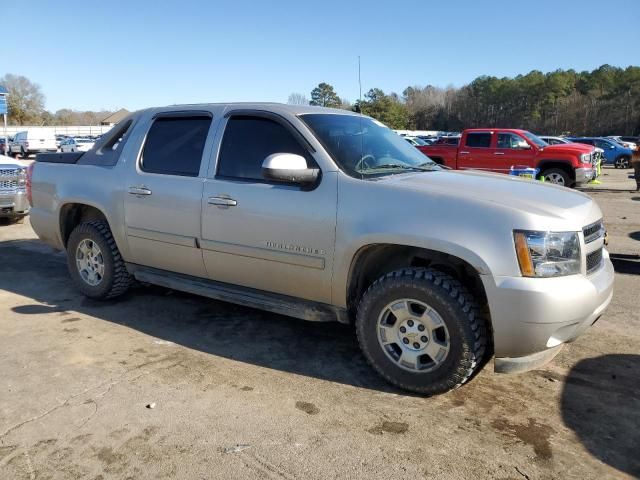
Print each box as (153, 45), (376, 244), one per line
(629, 231), (640, 241)
(561, 354), (640, 477)
(0, 238), (402, 394)
(609, 253), (640, 275)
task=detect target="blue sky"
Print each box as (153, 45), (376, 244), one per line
(4, 0), (639, 112)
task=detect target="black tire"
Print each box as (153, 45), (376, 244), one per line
(66, 220), (132, 299)
(615, 156), (630, 169)
(20, 148), (29, 160)
(356, 268), (488, 395)
(541, 168), (571, 187)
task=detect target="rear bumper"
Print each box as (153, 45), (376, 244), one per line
(481, 254), (614, 371)
(0, 191), (30, 217)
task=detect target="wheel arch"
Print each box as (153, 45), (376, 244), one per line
(345, 243), (491, 328)
(59, 202), (109, 247)
(537, 160), (575, 180)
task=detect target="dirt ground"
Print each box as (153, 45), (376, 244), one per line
(0, 167), (638, 480)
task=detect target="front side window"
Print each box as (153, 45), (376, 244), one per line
(217, 116), (310, 181)
(595, 139), (612, 149)
(497, 133), (525, 149)
(521, 131), (547, 147)
(141, 116), (211, 177)
(301, 114), (440, 178)
(465, 133), (492, 148)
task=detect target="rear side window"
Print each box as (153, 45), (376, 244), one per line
(141, 116), (211, 177)
(465, 133), (492, 148)
(217, 116), (309, 181)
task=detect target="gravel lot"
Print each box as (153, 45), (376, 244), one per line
(0, 167), (638, 480)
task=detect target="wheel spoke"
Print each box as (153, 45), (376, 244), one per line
(398, 349), (420, 370)
(424, 340), (448, 365)
(379, 323), (397, 344)
(389, 300), (412, 322)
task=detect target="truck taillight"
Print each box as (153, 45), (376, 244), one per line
(26, 162), (35, 206)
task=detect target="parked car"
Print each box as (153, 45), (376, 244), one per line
(403, 136), (429, 146)
(60, 137), (96, 153)
(0, 138), (7, 156)
(27, 104), (613, 395)
(433, 136), (460, 146)
(568, 137), (633, 169)
(606, 136), (637, 150)
(539, 136), (604, 170)
(55, 135), (68, 150)
(420, 129), (597, 186)
(8, 129), (57, 158)
(0, 155), (29, 223)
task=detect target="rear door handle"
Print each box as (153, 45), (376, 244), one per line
(208, 196), (237, 207)
(128, 186), (152, 196)
(459, 151), (470, 154)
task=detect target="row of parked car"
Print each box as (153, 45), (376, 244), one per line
(0, 129), (98, 158)
(400, 132), (637, 171)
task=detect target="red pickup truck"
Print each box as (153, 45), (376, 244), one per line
(418, 129), (597, 187)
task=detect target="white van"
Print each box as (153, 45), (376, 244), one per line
(9, 129), (57, 158)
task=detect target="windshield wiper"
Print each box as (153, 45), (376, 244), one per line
(370, 163), (438, 172)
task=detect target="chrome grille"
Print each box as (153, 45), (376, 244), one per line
(583, 220), (604, 244)
(0, 168), (20, 192)
(586, 248), (603, 274)
(0, 179), (18, 190)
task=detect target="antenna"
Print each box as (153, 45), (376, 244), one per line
(358, 55), (363, 114)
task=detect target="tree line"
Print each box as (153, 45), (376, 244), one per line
(289, 64), (640, 135)
(0, 73), (114, 126)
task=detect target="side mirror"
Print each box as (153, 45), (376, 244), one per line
(516, 142), (532, 150)
(262, 153), (319, 184)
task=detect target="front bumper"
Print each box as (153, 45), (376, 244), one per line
(0, 191), (30, 218)
(575, 167), (595, 184)
(481, 253), (614, 370)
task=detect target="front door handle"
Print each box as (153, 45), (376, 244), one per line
(128, 186), (152, 196)
(494, 152), (505, 155)
(459, 151), (470, 155)
(208, 196), (237, 207)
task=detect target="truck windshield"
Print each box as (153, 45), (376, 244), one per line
(301, 114), (440, 178)
(522, 131), (548, 148)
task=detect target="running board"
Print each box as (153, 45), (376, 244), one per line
(127, 264), (348, 324)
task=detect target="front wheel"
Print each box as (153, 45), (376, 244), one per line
(541, 168), (571, 187)
(356, 268), (488, 395)
(66, 220), (132, 299)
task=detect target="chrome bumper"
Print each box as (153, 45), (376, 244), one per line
(0, 190), (30, 217)
(575, 167), (595, 184)
(481, 253), (614, 371)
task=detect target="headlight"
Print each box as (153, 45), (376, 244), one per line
(514, 230), (581, 277)
(16, 167), (27, 186)
(580, 153), (591, 164)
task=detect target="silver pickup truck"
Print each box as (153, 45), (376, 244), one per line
(0, 156), (30, 222)
(27, 104), (614, 395)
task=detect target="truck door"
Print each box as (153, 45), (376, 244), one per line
(457, 131), (496, 171)
(495, 132), (535, 171)
(200, 113), (337, 304)
(123, 112), (214, 277)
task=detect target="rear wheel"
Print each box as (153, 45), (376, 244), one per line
(66, 220), (132, 299)
(542, 168), (571, 187)
(20, 148), (29, 160)
(356, 268), (488, 395)
(615, 156), (630, 169)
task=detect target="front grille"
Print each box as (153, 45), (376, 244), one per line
(583, 220), (604, 244)
(0, 179), (18, 190)
(0, 168), (20, 192)
(586, 248), (603, 274)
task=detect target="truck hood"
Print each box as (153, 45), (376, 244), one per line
(0, 155), (24, 169)
(539, 143), (593, 155)
(380, 169), (598, 224)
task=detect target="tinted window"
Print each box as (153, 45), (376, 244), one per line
(465, 133), (492, 148)
(141, 116), (211, 176)
(217, 116), (309, 181)
(594, 139), (610, 149)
